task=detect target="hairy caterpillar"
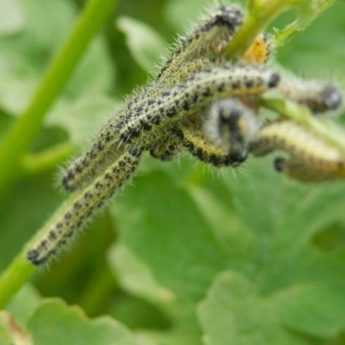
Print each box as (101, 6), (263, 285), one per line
(62, 64), (279, 192)
(28, 149), (141, 265)
(61, 5), (247, 193)
(278, 70), (342, 115)
(251, 120), (345, 182)
(26, 3), (343, 267)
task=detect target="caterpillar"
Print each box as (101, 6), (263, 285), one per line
(26, 2), (343, 267)
(62, 63), (279, 192)
(251, 119), (345, 182)
(28, 149), (141, 266)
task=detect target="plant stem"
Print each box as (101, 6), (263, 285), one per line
(0, 0), (118, 308)
(225, 0), (292, 58)
(0, 254), (35, 308)
(0, 192), (82, 308)
(22, 142), (74, 176)
(262, 96), (345, 156)
(0, 0), (118, 197)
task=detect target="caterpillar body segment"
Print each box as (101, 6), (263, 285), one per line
(61, 4), (278, 193)
(157, 5), (244, 82)
(118, 65), (280, 147)
(62, 141), (125, 192)
(251, 120), (345, 182)
(181, 125), (247, 167)
(28, 149), (142, 266)
(278, 73), (343, 114)
(274, 155), (345, 182)
(203, 98), (261, 159)
(62, 63), (280, 192)
(61, 84), (158, 192)
(149, 127), (183, 161)
(181, 98), (261, 167)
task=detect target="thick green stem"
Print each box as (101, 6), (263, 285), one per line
(262, 96), (345, 156)
(226, 0), (292, 58)
(0, 254), (35, 308)
(0, 191), (84, 309)
(0, 0), (118, 196)
(0, 0), (118, 308)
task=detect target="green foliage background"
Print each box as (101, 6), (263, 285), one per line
(1, 0), (345, 344)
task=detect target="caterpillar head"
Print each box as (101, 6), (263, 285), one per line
(204, 99), (261, 161)
(315, 84), (343, 114)
(193, 5), (244, 58)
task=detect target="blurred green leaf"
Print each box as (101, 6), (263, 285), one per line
(7, 285), (41, 327)
(117, 16), (168, 74)
(5, 290), (143, 345)
(0, 173), (64, 271)
(277, 283), (345, 338)
(196, 160), (345, 342)
(48, 95), (119, 149)
(198, 271), (307, 345)
(28, 299), (139, 345)
(275, 0), (337, 47)
(0, 0), (25, 35)
(108, 244), (175, 305)
(112, 169), (229, 302)
(278, 1), (345, 88)
(0, 0), (114, 116)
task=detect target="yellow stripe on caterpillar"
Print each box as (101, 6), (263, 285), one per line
(251, 120), (345, 182)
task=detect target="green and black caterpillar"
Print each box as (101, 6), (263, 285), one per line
(27, 4), (343, 266)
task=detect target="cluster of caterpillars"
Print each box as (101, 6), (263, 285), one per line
(27, 4), (343, 266)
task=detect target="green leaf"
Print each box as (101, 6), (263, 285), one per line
(207, 160), (345, 341)
(198, 271), (307, 345)
(117, 16), (168, 73)
(0, 0), (25, 35)
(223, 160), (345, 264)
(6, 285), (41, 327)
(113, 169), (228, 302)
(0, 173), (64, 271)
(48, 95), (119, 149)
(0, 0), (114, 115)
(278, 2), (345, 88)
(108, 244), (175, 305)
(28, 299), (139, 345)
(277, 282), (345, 338)
(0, 55), (37, 114)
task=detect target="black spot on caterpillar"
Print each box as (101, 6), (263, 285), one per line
(34, 1), (344, 269)
(28, 150), (141, 266)
(62, 63), (279, 192)
(60, 4), (246, 193)
(157, 4), (244, 82)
